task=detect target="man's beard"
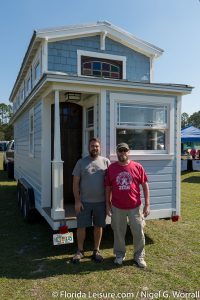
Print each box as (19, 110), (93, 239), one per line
(90, 150), (99, 158)
(117, 154), (128, 163)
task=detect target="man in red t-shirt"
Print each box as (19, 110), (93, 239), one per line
(105, 143), (150, 268)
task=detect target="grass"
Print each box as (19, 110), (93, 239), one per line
(0, 152), (200, 300)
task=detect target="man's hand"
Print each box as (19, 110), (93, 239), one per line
(75, 202), (84, 215)
(106, 204), (112, 217)
(143, 204), (150, 218)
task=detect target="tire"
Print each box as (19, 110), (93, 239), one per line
(21, 188), (37, 223)
(3, 161), (7, 171)
(17, 181), (22, 210)
(7, 161), (14, 179)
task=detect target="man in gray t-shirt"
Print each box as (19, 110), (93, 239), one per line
(72, 138), (110, 263)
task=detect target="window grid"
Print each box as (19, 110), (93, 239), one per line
(81, 57), (122, 79)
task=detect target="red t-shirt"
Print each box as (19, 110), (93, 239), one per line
(105, 161), (148, 209)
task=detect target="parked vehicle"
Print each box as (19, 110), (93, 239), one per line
(3, 140), (14, 178)
(0, 141), (9, 152)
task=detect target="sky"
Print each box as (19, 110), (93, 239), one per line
(0, 0), (199, 116)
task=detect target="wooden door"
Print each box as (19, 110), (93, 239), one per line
(51, 102), (82, 203)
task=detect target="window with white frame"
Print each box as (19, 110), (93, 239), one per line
(77, 50), (127, 80)
(20, 88), (25, 103)
(110, 93), (175, 155)
(26, 75), (31, 94)
(116, 103), (167, 151)
(29, 108), (34, 156)
(34, 61), (41, 82)
(86, 106), (94, 141)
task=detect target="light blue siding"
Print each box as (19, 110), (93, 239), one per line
(137, 160), (176, 210)
(14, 101), (42, 206)
(48, 36), (150, 82)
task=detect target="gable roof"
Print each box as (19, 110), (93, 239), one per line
(181, 126), (200, 142)
(36, 21), (163, 58)
(9, 21), (164, 101)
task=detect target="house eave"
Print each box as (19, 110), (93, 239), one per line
(10, 73), (193, 125)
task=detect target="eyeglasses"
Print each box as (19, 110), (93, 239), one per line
(118, 148), (129, 153)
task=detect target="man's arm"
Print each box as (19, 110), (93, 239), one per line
(141, 181), (150, 218)
(105, 186), (112, 217)
(73, 176), (83, 214)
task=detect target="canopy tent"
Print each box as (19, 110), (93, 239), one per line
(181, 126), (200, 142)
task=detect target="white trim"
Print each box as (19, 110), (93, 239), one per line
(100, 31), (107, 50)
(110, 92), (175, 157)
(145, 209), (173, 220)
(36, 22), (163, 58)
(42, 38), (48, 73)
(150, 57), (154, 82)
(51, 90), (65, 220)
(109, 154), (174, 161)
(99, 90), (107, 156)
(82, 95), (98, 156)
(176, 96), (182, 216)
(32, 47), (42, 86)
(77, 49), (127, 80)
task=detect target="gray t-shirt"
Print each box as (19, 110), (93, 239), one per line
(72, 155), (110, 203)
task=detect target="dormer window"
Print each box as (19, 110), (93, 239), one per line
(81, 57), (122, 79)
(77, 50), (126, 80)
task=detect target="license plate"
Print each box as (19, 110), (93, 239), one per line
(53, 232), (74, 245)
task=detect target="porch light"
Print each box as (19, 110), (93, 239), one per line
(64, 92), (81, 102)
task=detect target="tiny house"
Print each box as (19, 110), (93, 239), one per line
(10, 21), (192, 230)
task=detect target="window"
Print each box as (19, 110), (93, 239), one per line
(29, 108), (34, 156)
(86, 106), (94, 139)
(20, 88), (24, 102)
(77, 50), (126, 80)
(26, 76), (31, 93)
(82, 57), (122, 79)
(116, 103), (167, 151)
(110, 93), (175, 157)
(34, 61), (41, 81)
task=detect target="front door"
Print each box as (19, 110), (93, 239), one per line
(51, 102), (82, 204)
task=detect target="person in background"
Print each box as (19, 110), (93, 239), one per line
(72, 138), (110, 263)
(190, 148), (196, 159)
(105, 142), (150, 268)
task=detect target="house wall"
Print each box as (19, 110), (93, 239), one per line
(48, 36), (150, 82)
(14, 100), (42, 206)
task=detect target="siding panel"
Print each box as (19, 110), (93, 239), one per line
(48, 36), (150, 82)
(14, 101), (42, 206)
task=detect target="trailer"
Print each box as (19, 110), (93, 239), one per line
(9, 22), (192, 237)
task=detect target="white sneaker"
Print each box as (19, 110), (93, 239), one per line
(134, 258), (147, 268)
(114, 256), (125, 265)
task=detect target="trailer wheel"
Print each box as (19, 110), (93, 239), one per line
(7, 161), (14, 179)
(22, 189), (37, 223)
(17, 179), (38, 223)
(3, 161), (7, 171)
(17, 181), (23, 210)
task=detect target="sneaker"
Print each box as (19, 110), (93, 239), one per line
(133, 258), (147, 268)
(72, 250), (84, 264)
(114, 256), (125, 265)
(91, 250), (103, 263)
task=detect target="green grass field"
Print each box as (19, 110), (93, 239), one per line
(0, 152), (199, 300)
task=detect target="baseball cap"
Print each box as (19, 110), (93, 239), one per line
(116, 143), (130, 151)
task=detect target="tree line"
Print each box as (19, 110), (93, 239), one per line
(0, 103), (13, 140)
(181, 111), (200, 129)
